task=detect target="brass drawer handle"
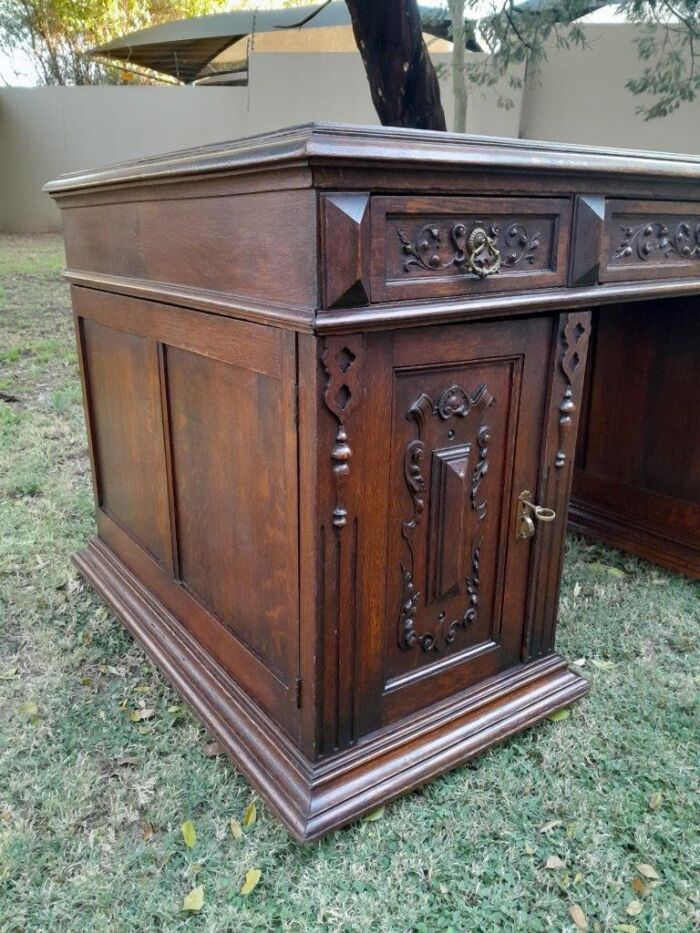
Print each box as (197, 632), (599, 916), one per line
(516, 489), (557, 540)
(467, 226), (502, 278)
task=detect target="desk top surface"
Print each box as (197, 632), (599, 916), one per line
(45, 122), (700, 196)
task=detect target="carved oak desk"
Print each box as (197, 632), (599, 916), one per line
(46, 125), (700, 841)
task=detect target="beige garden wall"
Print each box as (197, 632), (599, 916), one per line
(0, 50), (523, 233)
(1, 23), (698, 233)
(519, 24), (700, 153)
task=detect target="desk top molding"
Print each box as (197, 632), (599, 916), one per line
(44, 122), (700, 197)
(46, 124), (700, 334)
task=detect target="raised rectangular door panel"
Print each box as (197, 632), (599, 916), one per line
(166, 344), (299, 684)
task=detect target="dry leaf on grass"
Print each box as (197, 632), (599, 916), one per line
(626, 900), (643, 916)
(539, 820), (562, 834)
(230, 818), (243, 840)
(242, 803), (257, 828)
(142, 823), (155, 841)
(362, 806), (385, 822)
(637, 863), (659, 880)
(545, 855), (567, 870)
(547, 708), (570, 722)
(182, 885), (204, 911)
(203, 741), (224, 758)
(648, 792), (662, 811)
(240, 868), (261, 896)
(181, 820), (196, 849)
(129, 708), (154, 722)
(569, 904), (588, 931)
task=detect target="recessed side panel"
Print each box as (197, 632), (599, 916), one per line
(80, 317), (171, 567)
(166, 345), (298, 685)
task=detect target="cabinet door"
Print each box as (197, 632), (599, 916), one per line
(378, 316), (557, 722)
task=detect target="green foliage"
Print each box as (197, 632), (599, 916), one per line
(454, 0), (700, 120)
(0, 0), (230, 85)
(0, 234), (699, 930)
(621, 0), (700, 119)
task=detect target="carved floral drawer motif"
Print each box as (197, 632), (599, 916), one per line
(602, 199), (700, 282)
(370, 195), (572, 302)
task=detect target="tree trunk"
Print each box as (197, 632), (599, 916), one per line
(345, 0), (447, 131)
(448, 0), (468, 133)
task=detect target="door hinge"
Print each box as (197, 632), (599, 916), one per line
(295, 677), (302, 708)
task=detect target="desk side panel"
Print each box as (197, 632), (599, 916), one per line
(72, 286), (301, 737)
(60, 187), (318, 312)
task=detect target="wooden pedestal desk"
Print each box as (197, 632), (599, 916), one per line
(46, 125), (700, 842)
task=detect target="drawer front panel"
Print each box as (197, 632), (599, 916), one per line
(602, 199), (700, 282)
(370, 195), (571, 302)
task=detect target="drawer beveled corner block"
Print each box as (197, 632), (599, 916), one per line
(570, 194), (606, 286)
(321, 192), (371, 309)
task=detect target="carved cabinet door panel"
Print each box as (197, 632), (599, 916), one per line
(379, 316), (555, 723)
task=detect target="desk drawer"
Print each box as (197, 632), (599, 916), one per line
(370, 195), (571, 303)
(601, 199), (700, 283)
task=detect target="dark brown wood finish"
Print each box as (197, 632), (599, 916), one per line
(601, 199), (700, 283)
(47, 124), (700, 841)
(369, 195), (571, 303)
(572, 297), (700, 577)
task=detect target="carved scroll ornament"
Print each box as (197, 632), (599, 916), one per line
(398, 221), (540, 276)
(614, 219), (700, 263)
(399, 383), (493, 653)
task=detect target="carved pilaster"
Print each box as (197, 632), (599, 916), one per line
(556, 315), (590, 470)
(321, 336), (363, 532)
(319, 336), (363, 754)
(524, 311), (592, 661)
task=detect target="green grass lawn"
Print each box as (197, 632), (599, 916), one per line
(0, 234), (698, 932)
